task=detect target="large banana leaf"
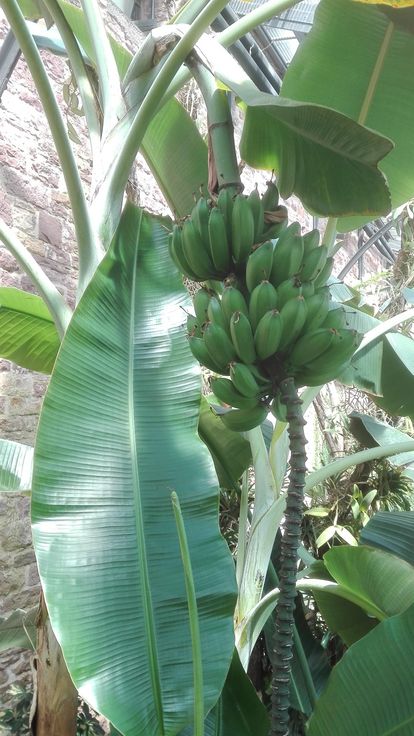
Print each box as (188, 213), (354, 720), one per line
(194, 35), (392, 219)
(0, 439), (33, 493)
(0, 287), (60, 373)
(31, 205), (237, 736)
(281, 0), (414, 231)
(311, 545), (414, 646)
(307, 602), (414, 735)
(360, 511), (414, 564)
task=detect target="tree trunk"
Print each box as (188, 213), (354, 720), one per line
(30, 594), (78, 736)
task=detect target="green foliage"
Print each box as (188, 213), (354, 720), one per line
(282, 0), (414, 231)
(31, 205), (237, 735)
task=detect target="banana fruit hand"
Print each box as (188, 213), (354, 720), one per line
(178, 187), (360, 430)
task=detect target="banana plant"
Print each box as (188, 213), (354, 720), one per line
(0, 0), (413, 734)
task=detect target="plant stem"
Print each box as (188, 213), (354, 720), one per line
(322, 217), (338, 255)
(190, 63), (242, 192)
(0, 219), (72, 337)
(80, 0), (124, 140)
(171, 492), (204, 736)
(267, 562), (317, 712)
(94, 0), (230, 244)
(2, 0), (102, 296)
(271, 377), (307, 736)
(41, 0), (101, 161)
(216, 0), (302, 48)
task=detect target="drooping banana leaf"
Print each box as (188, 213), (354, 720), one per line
(0, 438), (33, 493)
(198, 396), (251, 490)
(311, 545), (414, 645)
(31, 205), (237, 736)
(307, 602), (414, 735)
(192, 34), (392, 219)
(349, 412), (414, 474)
(281, 0), (414, 231)
(180, 650), (269, 736)
(0, 287), (60, 373)
(0, 607), (37, 652)
(360, 510), (414, 564)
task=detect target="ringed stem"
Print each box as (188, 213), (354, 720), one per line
(271, 377), (307, 736)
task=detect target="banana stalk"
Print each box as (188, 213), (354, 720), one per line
(271, 376), (307, 736)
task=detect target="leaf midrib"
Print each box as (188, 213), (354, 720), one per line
(128, 213), (165, 734)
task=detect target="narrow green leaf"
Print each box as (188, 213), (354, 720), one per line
(32, 205), (236, 736)
(0, 439), (33, 493)
(0, 287), (60, 373)
(0, 607), (37, 652)
(316, 525), (336, 548)
(308, 603), (414, 735)
(180, 650), (269, 736)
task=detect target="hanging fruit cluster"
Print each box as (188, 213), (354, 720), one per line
(169, 183), (361, 431)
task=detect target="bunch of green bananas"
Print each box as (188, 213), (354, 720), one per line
(168, 182), (287, 282)
(185, 215), (361, 430)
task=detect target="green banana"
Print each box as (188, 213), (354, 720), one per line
(204, 321), (237, 366)
(249, 280), (279, 331)
(217, 187), (234, 240)
(207, 296), (229, 334)
(294, 361), (350, 388)
(230, 311), (257, 364)
(260, 219), (287, 242)
(208, 206), (232, 274)
(278, 296), (308, 351)
(287, 328), (335, 368)
(221, 286), (249, 324)
(254, 309), (283, 360)
(248, 187), (265, 241)
(245, 241), (275, 292)
(276, 277), (302, 308)
(219, 403), (268, 432)
(182, 218), (216, 280)
(300, 245), (328, 282)
(168, 226), (200, 281)
(211, 377), (260, 409)
(302, 228), (320, 255)
(261, 180), (279, 211)
(271, 394), (288, 423)
(322, 306), (348, 329)
(300, 328), (360, 375)
(231, 194), (255, 264)
(192, 196), (210, 245)
(248, 364), (273, 390)
(193, 287), (212, 326)
(269, 223), (303, 286)
(188, 335), (228, 373)
(303, 290), (331, 331)
(314, 256), (334, 288)
(230, 362), (262, 398)
(187, 314), (201, 337)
